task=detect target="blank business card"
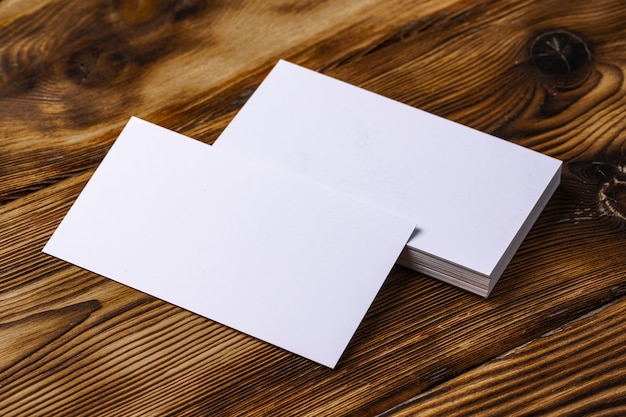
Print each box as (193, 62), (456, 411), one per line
(43, 117), (415, 368)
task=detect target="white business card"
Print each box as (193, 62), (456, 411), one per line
(43, 117), (415, 367)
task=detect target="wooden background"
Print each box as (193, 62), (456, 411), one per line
(1, 0), (626, 415)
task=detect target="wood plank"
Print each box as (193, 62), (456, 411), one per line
(1, 0), (626, 415)
(1, 151), (624, 414)
(382, 297), (626, 416)
(0, 0), (458, 204)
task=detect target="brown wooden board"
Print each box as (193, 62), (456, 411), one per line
(1, 0), (626, 415)
(383, 297), (626, 416)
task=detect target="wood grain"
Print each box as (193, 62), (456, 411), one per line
(1, 0), (626, 415)
(0, 0), (457, 204)
(383, 297), (626, 416)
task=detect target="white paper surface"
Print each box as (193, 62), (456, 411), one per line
(43, 117), (415, 368)
(215, 60), (562, 278)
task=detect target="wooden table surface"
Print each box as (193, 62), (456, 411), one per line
(2, 0), (626, 415)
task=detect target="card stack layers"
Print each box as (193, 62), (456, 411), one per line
(214, 60), (562, 297)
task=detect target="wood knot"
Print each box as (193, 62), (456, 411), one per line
(568, 161), (626, 221)
(599, 175), (626, 221)
(65, 45), (126, 87)
(531, 30), (591, 75)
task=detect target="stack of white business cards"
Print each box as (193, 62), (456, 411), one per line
(214, 60), (562, 297)
(44, 60), (561, 368)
